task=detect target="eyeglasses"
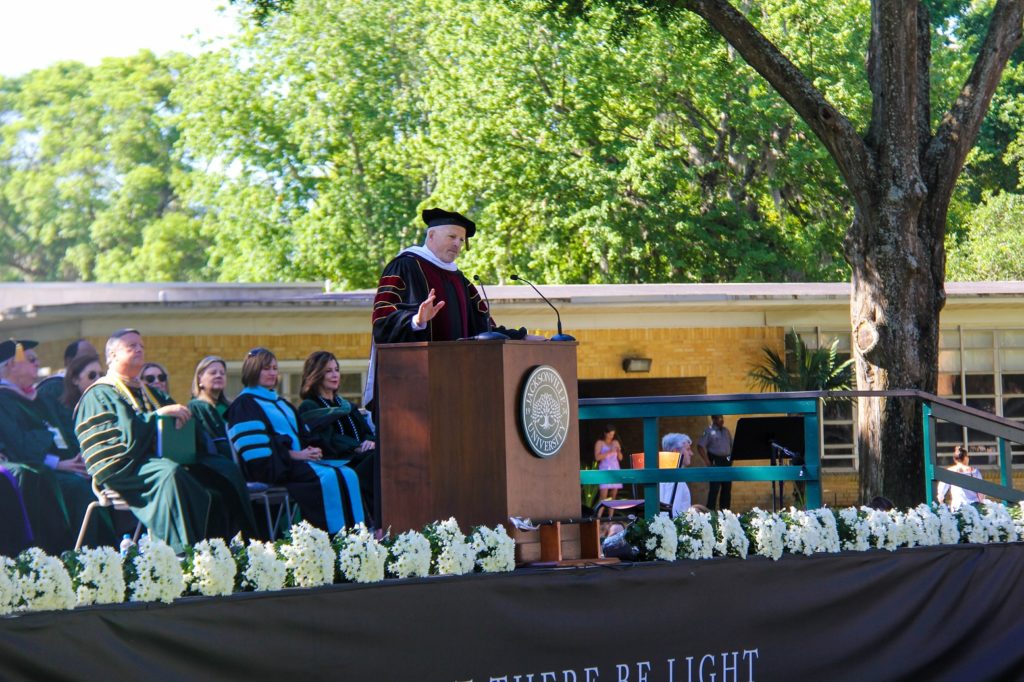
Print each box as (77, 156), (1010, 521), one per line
(86, 371), (100, 381)
(143, 373), (167, 384)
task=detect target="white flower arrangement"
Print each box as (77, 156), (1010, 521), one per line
(469, 525), (517, 573)
(954, 504), (989, 544)
(811, 508), (841, 553)
(279, 521), (335, 588)
(981, 503), (1019, 543)
(674, 509), (715, 560)
(904, 504), (941, 547)
(424, 517), (475, 576)
(183, 539), (236, 597)
(63, 545), (125, 606)
(238, 539), (287, 592)
(712, 510), (749, 559)
(13, 548), (75, 613)
(335, 524), (388, 583)
(644, 514), (679, 562)
(743, 507), (787, 560)
(384, 530), (432, 579)
(931, 503), (962, 545)
(0, 556), (17, 615)
(837, 507), (871, 551)
(126, 536), (184, 604)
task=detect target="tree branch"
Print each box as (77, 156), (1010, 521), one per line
(684, 0), (873, 201)
(924, 0), (1024, 207)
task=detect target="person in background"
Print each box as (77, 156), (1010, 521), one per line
(698, 415), (734, 511)
(140, 362), (170, 397)
(226, 347), (364, 533)
(298, 351), (375, 523)
(936, 445), (986, 510)
(54, 354), (103, 454)
(0, 451), (34, 555)
(187, 355), (258, 538)
(659, 433), (711, 517)
(35, 338), (98, 408)
(0, 339), (96, 551)
(75, 329), (217, 552)
(594, 424), (623, 518)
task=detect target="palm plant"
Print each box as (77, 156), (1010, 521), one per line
(748, 329), (854, 393)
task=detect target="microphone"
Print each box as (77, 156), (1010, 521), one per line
(510, 274), (575, 341)
(470, 275), (509, 340)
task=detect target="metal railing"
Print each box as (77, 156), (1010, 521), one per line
(578, 389), (1024, 520)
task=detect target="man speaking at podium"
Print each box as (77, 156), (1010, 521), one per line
(371, 208), (525, 343)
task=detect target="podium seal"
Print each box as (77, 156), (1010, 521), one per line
(520, 364), (570, 458)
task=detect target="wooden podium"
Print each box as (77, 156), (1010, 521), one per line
(376, 340), (584, 559)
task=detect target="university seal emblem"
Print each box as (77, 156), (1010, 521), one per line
(520, 364), (570, 458)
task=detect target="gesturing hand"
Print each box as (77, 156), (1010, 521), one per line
(412, 288), (446, 327)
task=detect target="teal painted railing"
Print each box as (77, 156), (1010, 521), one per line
(578, 392), (823, 519)
(579, 389), (1024, 520)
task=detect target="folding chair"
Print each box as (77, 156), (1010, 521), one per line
(75, 479), (143, 550)
(228, 441), (292, 540)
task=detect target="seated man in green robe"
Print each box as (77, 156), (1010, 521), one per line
(75, 329), (220, 552)
(0, 338), (98, 552)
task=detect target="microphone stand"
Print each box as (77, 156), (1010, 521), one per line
(510, 274), (575, 341)
(471, 275), (510, 340)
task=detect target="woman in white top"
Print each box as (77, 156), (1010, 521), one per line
(659, 433), (702, 517)
(936, 445), (986, 510)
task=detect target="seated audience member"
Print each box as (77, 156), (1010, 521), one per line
(75, 329), (224, 552)
(0, 339), (96, 552)
(658, 433), (709, 516)
(35, 338), (98, 408)
(0, 456), (34, 555)
(140, 362), (170, 397)
(936, 445), (986, 510)
(298, 351), (374, 522)
(226, 348), (364, 532)
(188, 355), (257, 537)
(54, 354), (103, 454)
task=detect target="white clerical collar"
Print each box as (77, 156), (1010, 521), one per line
(401, 245), (459, 272)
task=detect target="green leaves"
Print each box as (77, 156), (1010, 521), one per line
(748, 329), (853, 393)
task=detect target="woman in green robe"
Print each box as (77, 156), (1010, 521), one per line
(188, 355), (258, 538)
(297, 350), (376, 523)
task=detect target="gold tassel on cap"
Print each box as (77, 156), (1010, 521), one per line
(12, 340), (24, 363)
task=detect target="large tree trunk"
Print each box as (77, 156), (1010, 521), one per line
(848, 200), (944, 506)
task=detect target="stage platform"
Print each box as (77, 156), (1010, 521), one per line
(1, 543), (1023, 681)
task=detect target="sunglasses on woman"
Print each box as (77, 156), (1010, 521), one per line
(143, 373), (167, 384)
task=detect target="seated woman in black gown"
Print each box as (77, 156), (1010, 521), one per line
(297, 351), (375, 523)
(226, 348), (363, 533)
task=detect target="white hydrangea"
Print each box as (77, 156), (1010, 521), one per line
(838, 507), (871, 551)
(811, 508), (841, 553)
(885, 510), (913, 549)
(14, 548), (75, 613)
(241, 540), (286, 592)
(978, 503), (1017, 543)
(675, 509), (715, 560)
(69, 546), (126, 606)
(385, 530), (431, 579)
(713, 510), (749, 559)
(955, 504), (989, 544)
(469, 525), (517, 572)
(0, 556), (16, 615)
(745, 508), (786, 561)
(642, 514), (678, 562)
(426, 518), (475, 576)
(280, 521), (335, 588)
(905, 504), (942, 547)
(782, 508), (827, 556)
(336, 525), (387, 583)
(129, 536), (184, 604)
(862, 507), (902, 551)
(184, 539), (236, 597)
(932, 503), (962, 545)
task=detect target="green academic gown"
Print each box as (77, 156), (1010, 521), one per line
(188, 398), (258, 539)
(75, 380), (213, 552)
(0, 385), (98, 553)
